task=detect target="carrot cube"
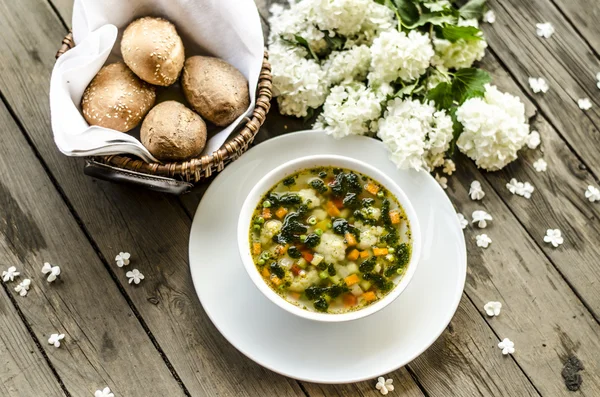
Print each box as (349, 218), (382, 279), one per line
(359, 250), (369, 259)
(274, 244), (288, 256)
(373, 247), (388, 256)
(347, 249), (360, 261)
(275, 207), (288, 219)
(389, 210), (401, 225)
(262, 208), (272, 219)
(252, 242), (262, 255)
(301, 250), (314, 263)
(271, 276), (282, 286)
(365, 183), (380, 195)
(261, 267), (270, 278)
(345, 233), (357, 247)
(343, 293), (358, 307)
(362, 291), (377, 302)
(289, 292), (301, 300)
(326, 201), (341, 217)
(344, 274), (360, 286)
(332, 197), (344, 209)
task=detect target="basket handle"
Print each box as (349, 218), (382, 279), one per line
(84, 159), (193, 195)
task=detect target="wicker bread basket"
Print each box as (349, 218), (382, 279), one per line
(55, 32), (272, 193)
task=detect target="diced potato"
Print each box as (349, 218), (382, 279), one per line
(360, 280), (372, 291)
(311, 253), (324, 266)
(329, 275), (341, 284)
(296, 258), (308, 269)
(346, 262), (359, 275)
(350, 284), (363, 296)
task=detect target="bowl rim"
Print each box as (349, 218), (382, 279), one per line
(237, 154), (422, 323)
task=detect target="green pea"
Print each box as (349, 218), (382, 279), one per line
(308, 216), (317, 225)
(253, 225), (261, 231)
(396, 268), (403, 275)
(262, 200), (271, 208)
(300, 234), (307, 242)
(377, 191), (385, 198)
(327, 222), (332, 229)
(255, 216), (265, 224)
(388, 247), (395, 253)
(257, 259), (265, 265)
(319, 271), (329, 279)
(315, 228), (323, 236)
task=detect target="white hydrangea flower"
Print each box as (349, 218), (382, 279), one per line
(456, 84), (530, 171)
(115, 252), (130, 268)
(469, 180), (485, 200)
(585, 185), (600, 202)
(432, 19), (487, 70)
(375, 377), (394, 395)
(269, 40), (329, 117)
(377, 98), (453, 171)
(369, 30), (434, 84)
(533, 158), (547, 172)
(526, 131), (541, 149)
(126, 269), (145, 285)
(578, 98), (592, 110)
(435, 174), (448, 189)
(457, 213), (468, 229)
(506, 178), (534, 198)
(15, 279), (31, 297)
(484, 301), (502, 316)
(311, 0), (372, 37)
(48, 333), (65, 348)
(2, 266), (20, 282)
(323, 45), (371, 86)
(350, 1), (397, 46)
(95, 387), (114, 397)
(476, 234), (492, 248)
(443, 159), (456, 175)
(529, 77), (549, 93)
(536, 22), (555, 38)
(544, 229), (564, 247)
(472, 210), (492, 228)
(483, 10), (496, 24)
(498, 338), (515, 355)
(268, 1), (326, 53)
(314, 81), (384, 138)
(41, 262), (61, 283)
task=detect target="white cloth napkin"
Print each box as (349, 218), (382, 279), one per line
(50, 0), (264, 163)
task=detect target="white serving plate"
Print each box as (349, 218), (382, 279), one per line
(189, 130), (466, 383)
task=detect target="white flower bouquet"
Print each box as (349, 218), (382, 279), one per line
(268, 0), (535, 172)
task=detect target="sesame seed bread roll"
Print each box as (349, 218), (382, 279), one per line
(121, 17), (185, 86)
(182, 56), (250, 127)
(140, 101), (207, 161)
(81, 62), (156, 132)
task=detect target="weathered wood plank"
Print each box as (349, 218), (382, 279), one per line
(0, 102), (184, 395)
(47, 0), (72, 27)
(0, 289), (66, 397)
(475, 52), (600, 322)
(548, 0), (600, 56)
(481, 0), (600, 174)
(0, 0), (308, 395)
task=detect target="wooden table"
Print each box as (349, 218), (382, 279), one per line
(1, 0), (600, 395)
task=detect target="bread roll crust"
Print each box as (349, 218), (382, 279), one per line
(121, 17), (185, 86)
(141, 101), (207, 161)
(81, 62), (156, 132)
(182, 56), (250, 127)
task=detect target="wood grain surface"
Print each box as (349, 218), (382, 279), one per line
(0, 0), (599, 395)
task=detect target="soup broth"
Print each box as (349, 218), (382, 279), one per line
(249, 167), (412, 314)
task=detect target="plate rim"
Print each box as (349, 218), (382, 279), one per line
(189, 130), (467, 383)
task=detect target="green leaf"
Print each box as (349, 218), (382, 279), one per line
(439, 25), (483, 42)
(411, 12), (458, 28)
(294, 35), (319, 61)
(459, 0), (487, 20)
(451, 68), (491, 104)
(422, 0), (451, 12)
(393, 0), (420, 26)
(447, 107), (463, 156)
(374, 0), (398, 12)
(426, 82), (454, 109)
(397, 81), (420, 97)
